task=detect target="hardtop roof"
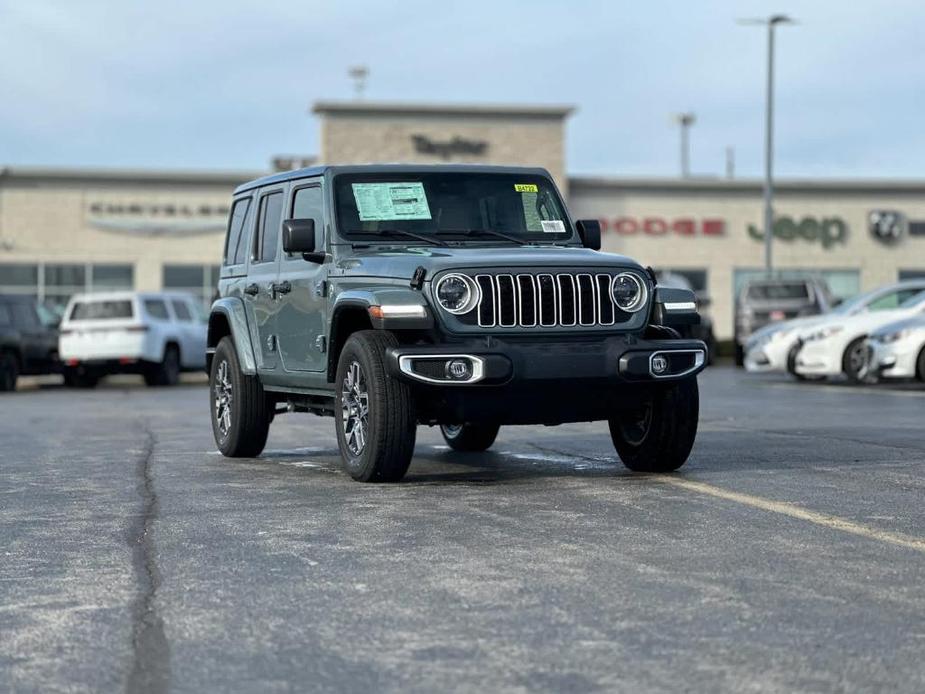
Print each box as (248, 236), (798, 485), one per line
(233, 163), (554, 195)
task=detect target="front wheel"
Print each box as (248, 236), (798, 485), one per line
(440, 423), (500, 452)
(916, 346), (925, 383)
(335, 330), (416, 482)
(210, 336), (270, 457)
(842, 337), (871, 384)
(609, 378), (699, 472)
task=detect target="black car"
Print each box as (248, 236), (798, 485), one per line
(0, 295), (61, 391)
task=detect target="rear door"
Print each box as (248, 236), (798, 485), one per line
(245, 186), (287, 372)
(276, 181), (328, 372)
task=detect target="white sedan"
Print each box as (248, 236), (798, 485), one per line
(794, 290), (925, 382)
(866, 315), (925, 382)
(744, 280), (925, 379)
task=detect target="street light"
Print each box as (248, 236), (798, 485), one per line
(673, 112), (696, 178)
(738, 14), (796, 274)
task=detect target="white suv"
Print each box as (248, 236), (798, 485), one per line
(59, 291), (207, 388)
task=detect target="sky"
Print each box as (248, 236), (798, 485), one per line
(2, 0), (924, 179)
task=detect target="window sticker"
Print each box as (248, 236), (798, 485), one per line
(541, 220), (566, 233)
(521, 192), (543, 231)
(352, 182), (432, 221)
(514, 183), (538, 193)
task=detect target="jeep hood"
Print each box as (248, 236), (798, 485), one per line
(335, 245), (643, 280)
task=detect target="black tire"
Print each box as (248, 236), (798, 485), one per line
(440, 423), (500, 452)
(734, 342), (745, 367)
(335, 330), (416, 482)
(145, 344), (180, 387)
(916, 346), (925, 383)
(609, 378), (699, 473)
(786, 342), (823, 382)
(841, 336), (870, 384)
(210, 336), (270, 457)
(62, 366), (99, 389)
(0, 352), (19, 392)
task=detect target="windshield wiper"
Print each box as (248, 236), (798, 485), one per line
(351, 228), (448, 247)
(436, 228), (527, 245)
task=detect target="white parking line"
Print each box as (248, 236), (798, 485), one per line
(658, 476), (925, 553)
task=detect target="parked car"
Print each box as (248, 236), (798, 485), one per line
(734, 277), (835, 366)
(794, 290), (925, 383)
(744, 280), (925, 379)
(207, 164), (707, 482)
(866, 315), (925, 383)
(656, 271), (717, 363)
(59, 291), (207, 388)
(0, 294), (60, 391)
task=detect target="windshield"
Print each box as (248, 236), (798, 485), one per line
(69, 299), (134, 321)
(334, 172), (573, 243)
(745, 282), (810, 301)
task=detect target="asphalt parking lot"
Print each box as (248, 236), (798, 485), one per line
(2, 366), (924, 693)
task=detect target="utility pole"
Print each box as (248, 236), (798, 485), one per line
(739, 15), (795, 274)
(348, 65), (369, 99)
(674, 112), (696, 178)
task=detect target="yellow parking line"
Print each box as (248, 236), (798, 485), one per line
(657, 476), (925, 553)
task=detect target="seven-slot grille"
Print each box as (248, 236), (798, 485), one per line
(469, 272), (633, 328)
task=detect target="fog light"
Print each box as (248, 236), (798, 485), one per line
(445, 358), (473, 380)
(651, 354), (669, 375)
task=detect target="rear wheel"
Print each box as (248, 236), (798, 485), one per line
(210, 336), (270, 457)
(842, 337), (871, 384)
(145, 345), (180, 386)
(0, 352), (19, 392)
(440, 423), (500, 452)
(335, 330), (416, 482)
(609, 378), (699, 472)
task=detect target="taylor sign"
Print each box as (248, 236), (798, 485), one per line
(599, 217), (726, 236)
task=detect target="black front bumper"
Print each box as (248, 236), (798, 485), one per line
(385, 336), (706, 425)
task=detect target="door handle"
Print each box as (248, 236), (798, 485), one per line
(244, 283), (259, 297)
(272, 281), (292, 298)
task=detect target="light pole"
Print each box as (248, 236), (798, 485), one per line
(674, 112), (696, 178)
(739, 15), (795, 274)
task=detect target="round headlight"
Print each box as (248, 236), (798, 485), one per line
(611, 272), (647, 312)
(435, 274), (479, 315)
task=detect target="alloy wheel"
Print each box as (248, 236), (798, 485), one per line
(341, 360), (370, 456)
(213, 359), (233, 437)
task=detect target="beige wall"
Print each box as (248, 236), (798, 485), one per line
(570, 182), (925, 339)
(317, 108), (570, 193)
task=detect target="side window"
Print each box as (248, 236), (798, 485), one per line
(12, 303), (39, 327)
(144, 299), (169, 321)
(290, 185), (323, 258)
(867, 291), (911, 311)
(0, 304), (11, 326)
(224, 197), (253, 266)
(171, 299), (192, 322)
(254, 191), (284, 263)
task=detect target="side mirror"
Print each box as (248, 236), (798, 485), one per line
(576, 219), (602, 251)
(282, 218), (323, 262)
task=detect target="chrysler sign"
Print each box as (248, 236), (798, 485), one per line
(86, 201), (230, 237)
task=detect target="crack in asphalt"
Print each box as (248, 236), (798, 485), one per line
(125, 427), (170, 694)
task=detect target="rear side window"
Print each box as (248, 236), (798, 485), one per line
(254, 191), (284, 263)
(12, 303), (39, 327)
(224, 197), (253, 266)
(70, 300), (134, 320)
(171, 299), (192, 322)
(0, 304), (12, 326)
(746, 283), (810, 301)
(144, 299), (169, 320)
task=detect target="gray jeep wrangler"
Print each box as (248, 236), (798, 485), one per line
(207, 164), (706, 482)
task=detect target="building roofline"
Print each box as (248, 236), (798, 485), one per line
(568, 174), (925, 194)
(0, 165), (264, 187)
(311, 100), (575, 119)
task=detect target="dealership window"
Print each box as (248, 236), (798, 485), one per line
(162, 264), (221, 308)
(733, 269), (860, 302)
(0, 262), (134, 316)
(899, 270), (925, 281)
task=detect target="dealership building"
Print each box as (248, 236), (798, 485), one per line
(2, 100), (924, 339)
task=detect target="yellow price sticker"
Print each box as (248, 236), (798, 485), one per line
(514, 183), (538, 193)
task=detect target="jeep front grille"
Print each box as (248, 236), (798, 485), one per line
(473, 273), (627, 328)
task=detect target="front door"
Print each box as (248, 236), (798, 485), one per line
(247, 187), (286, 372)
(276, 182), (328, 372)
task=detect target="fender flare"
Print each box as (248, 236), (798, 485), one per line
(208, 297), (258, 375)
